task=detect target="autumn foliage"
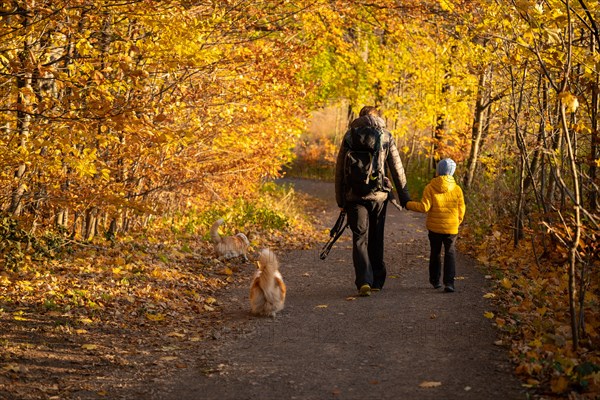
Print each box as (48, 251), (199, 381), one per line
(1, 0), (599, 398)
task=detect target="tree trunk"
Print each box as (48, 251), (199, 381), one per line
(590, 32), (599, 210)
(464, 65), (492, 190)
(9, 4), (33, 216)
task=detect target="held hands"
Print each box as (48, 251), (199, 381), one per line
(389, 199), (404, 211)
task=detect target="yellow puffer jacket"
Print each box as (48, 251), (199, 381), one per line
(406, 175), (466, 234)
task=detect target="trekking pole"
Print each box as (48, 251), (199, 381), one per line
(319, 210), (348, 260)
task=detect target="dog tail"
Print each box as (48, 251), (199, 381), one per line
(210, 218), (224, 244)
(257, 248), (280, 279)
(254, 248), (286, 316)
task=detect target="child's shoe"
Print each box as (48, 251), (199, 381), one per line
(444, 285), (455, 293)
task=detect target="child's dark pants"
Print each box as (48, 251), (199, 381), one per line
(428, 231), (457, 286)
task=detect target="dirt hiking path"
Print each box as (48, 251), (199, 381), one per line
(151, 178), (526, 400)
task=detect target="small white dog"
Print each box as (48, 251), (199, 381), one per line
(210, 218), (250, 261)
(249, 249), (286, 317)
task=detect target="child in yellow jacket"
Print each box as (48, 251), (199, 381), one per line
(406, 158), (466, 292)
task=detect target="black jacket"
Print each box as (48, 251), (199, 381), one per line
(335, 115), (411, 208)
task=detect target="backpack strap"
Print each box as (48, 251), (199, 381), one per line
(371, 128), (387, 188)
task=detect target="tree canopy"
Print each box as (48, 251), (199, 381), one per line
(1, 1), (599, 396)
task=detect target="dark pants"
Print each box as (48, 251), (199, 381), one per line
(428, 231), (457, 286)
(346, 200), (387, 290)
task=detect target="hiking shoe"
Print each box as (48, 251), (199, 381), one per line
(371, 287), (381, 293)
(359, 284), (371, 297)
(444, 285), (455, 293)
(432, 283), (442, 289)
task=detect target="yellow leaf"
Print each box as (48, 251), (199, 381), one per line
(203, 305), (215, 312)
(3, 364), (27, 373)
(79, 317), (94, 325)
(536, 307), (547, 316)
(483, 293), (496, 299)
(114, 257), (126, 266)
(500, 278), (512, 289)
(484, 311), (495, 319)
(145, 313), (165, 321)
(81, 344), (98, 350)
(205, 297), (217, 305)
(315, 304), (328, 308)
(160, 356), (179, 362)
(419, 381), (442, 388)
(559, 92), (579, 113)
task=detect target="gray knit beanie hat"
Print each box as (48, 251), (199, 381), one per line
(437, 158), (456, 176)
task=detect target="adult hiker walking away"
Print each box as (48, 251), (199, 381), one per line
(406, 158), (466, 293)
(335, 106), (411, 296)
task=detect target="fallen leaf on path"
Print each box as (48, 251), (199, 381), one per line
(483, 292), (496, 298)
(419, 381), (442, 388)
(145, 312), (165, 321)
(302, 273), (310, 277)
(81, 344), (98, 350)
(345, 296), (357, 301)
(483, 311), (495, 319)
(315, 304), (328, 308)
(160, 356), (178, 362)
(3, 364), (28, 373)
(204, 297), (217, 305)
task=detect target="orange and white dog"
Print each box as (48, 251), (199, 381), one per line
(210, 218), (250, 261)
(250, 249), (286, 317)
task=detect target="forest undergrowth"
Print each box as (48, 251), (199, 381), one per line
(0, 182), (323, 399)
(458, 188), (600, 398)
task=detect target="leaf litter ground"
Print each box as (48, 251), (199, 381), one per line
(1, 179), (527, 399)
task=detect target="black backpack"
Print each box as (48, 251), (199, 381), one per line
(343, 125), (389, 197)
